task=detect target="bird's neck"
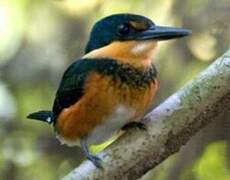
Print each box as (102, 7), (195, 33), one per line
(83, 41), (158, 68)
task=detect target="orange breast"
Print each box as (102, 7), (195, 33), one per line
(55, 72), (159, 141)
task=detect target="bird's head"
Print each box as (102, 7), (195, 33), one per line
(85, 14), (191, 67)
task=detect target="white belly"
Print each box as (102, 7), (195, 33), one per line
(56, 105), (135, 147)
(86, 105), (136, 146)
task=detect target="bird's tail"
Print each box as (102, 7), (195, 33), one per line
(27, 111), (54, 124)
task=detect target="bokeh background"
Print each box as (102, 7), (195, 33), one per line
(0, 0), (229, 179)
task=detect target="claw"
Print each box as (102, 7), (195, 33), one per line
(80, 138), (103, 169)
(87, 154), (103, 169)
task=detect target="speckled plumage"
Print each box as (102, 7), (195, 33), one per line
(52, 58), (157, 122)
(54, 58), (158, 144)
(27, 13), (190, 168)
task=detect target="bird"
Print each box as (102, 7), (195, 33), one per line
(27, 13), (191, 168)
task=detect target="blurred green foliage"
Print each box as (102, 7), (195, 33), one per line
(0, 0), (229, 179)
(193, 141), (230, 180)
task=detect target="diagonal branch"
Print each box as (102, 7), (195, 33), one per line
(64, 49), (230, 180)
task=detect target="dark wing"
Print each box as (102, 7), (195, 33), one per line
(52, 59), (99, 121)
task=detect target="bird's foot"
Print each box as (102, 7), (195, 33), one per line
(80, 138), (103, 169)
(87, 154), (103, 169)
(122, 122), (147, 131)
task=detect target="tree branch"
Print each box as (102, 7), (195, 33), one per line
(63, 49), (230, 180)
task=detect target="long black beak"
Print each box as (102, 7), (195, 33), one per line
(136, 25), (191, 40)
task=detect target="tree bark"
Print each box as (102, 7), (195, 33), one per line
(63, 49), (230, 180)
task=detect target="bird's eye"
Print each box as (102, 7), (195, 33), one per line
(117, 23), (130, 36)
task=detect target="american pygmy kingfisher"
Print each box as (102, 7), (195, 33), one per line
(27, 13), (191, 168)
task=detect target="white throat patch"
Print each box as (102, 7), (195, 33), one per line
(131, 41), (154, 55)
